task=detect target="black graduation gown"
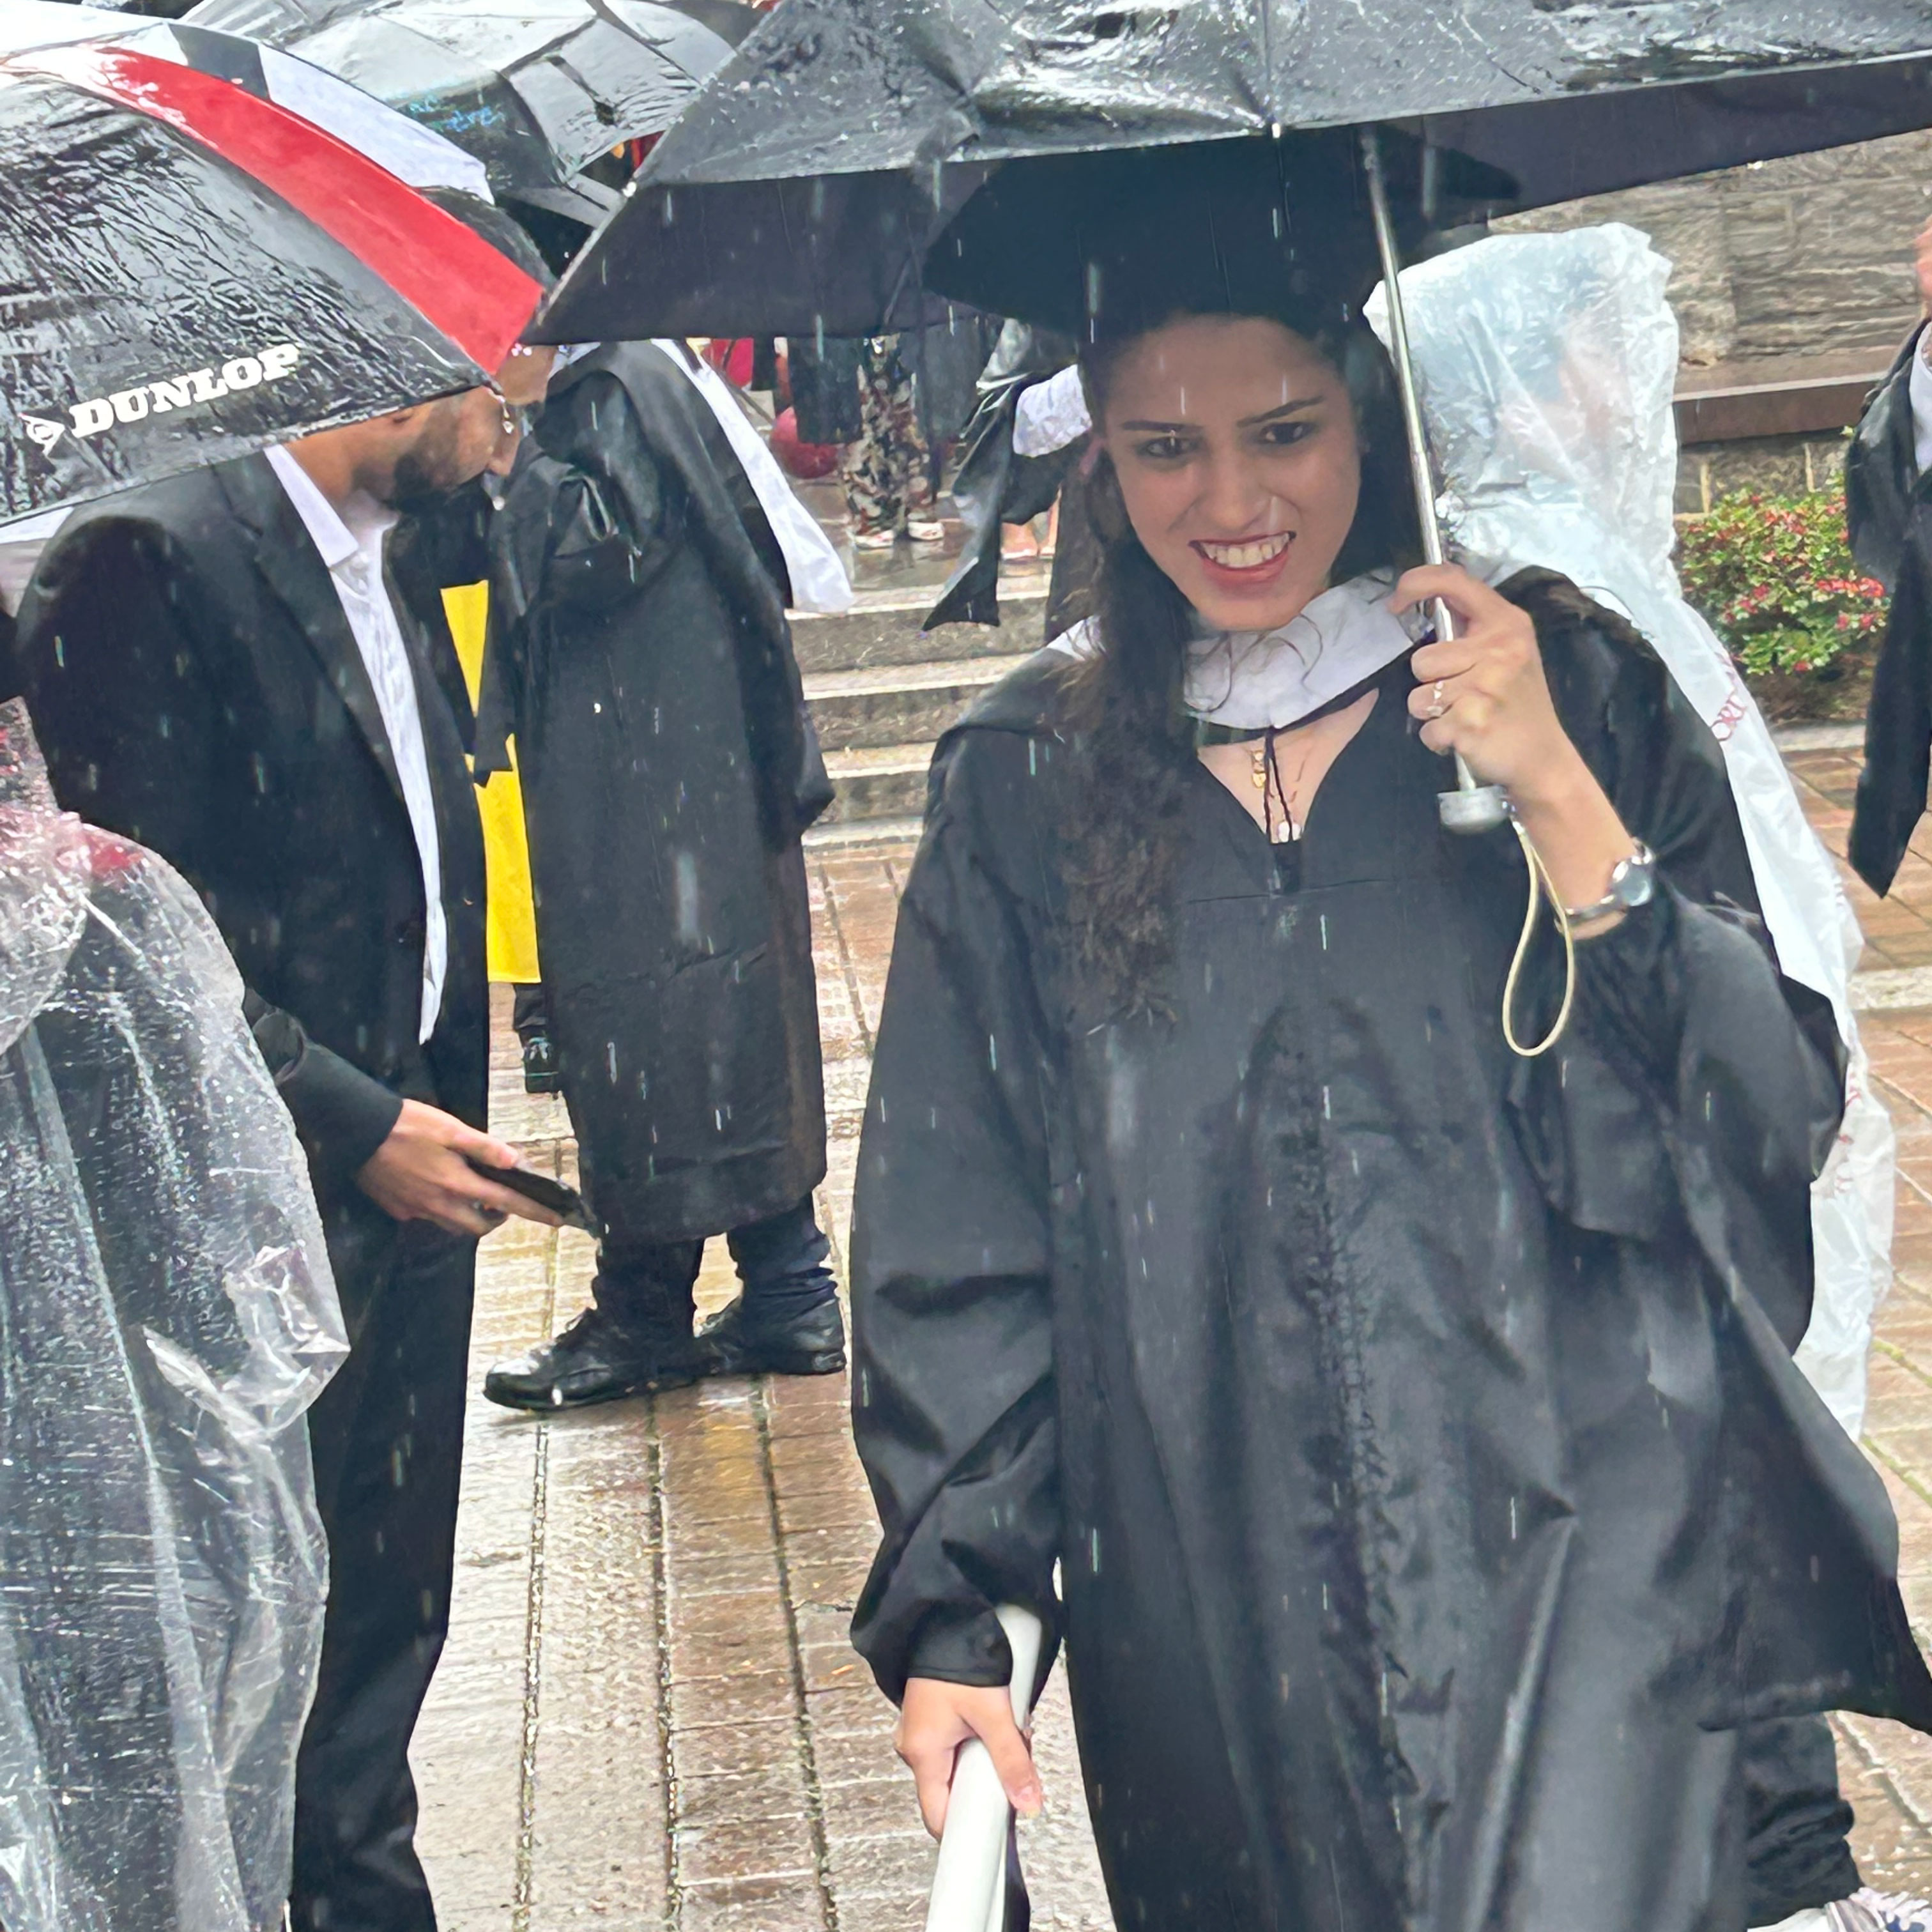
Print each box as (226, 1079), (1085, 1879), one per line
(1847, 322), (1932, 895)
(483, 342), (832, 1246)
(850, 572), (1932, 1932)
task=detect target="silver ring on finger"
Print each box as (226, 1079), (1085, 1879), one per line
(1428, 679), (1447, 720)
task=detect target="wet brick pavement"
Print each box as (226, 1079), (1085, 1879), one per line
(410, 752), (1932, 1926)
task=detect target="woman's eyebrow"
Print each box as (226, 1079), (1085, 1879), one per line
(1238, 396), (1325, 425)
(1118, 418), (1195, 433)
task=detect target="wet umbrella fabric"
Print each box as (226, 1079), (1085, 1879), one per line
(4, 0), (496, 188)
(185, 0), (755, 224)
(531, 0), (1932, 340)
(0, 34), (540, 522)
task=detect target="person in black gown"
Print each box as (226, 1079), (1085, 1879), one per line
(847, 190), (1932, 1932)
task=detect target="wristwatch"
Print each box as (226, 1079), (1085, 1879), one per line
(1563, 841), (1657, 925)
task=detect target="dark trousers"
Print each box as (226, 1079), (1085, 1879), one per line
(292, 1217), (477, 1932)
(1742, 1715), (1860, 1924)
(510, 982), (548, 1045)
(591, 1192), (834, 1338)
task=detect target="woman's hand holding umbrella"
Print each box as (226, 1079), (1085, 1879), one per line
(896, 1679), (1042, 1838)
(1400, 562), (1637, 926)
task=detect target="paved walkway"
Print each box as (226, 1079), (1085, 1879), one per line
(410, 746), (1932, 1928)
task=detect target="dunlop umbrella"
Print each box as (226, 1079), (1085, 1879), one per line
(7, 0), (496, 192)
(0, 5), (541, 523)
(186, 0), (758, 224)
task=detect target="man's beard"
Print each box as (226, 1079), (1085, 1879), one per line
(384, 400), (470, 515)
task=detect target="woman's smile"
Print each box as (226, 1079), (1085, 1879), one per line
(1190, 529), (1296, 586)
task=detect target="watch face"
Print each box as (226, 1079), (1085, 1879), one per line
(1613, 848), (1658, 908)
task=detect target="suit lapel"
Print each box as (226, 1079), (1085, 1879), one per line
(221, 456), (405, 804)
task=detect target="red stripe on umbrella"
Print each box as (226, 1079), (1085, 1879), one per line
(4, 42), (540, 372)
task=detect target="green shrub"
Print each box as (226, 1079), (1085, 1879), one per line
(1676, 480), (1887, 678)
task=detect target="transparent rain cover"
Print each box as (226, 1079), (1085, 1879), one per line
(0, 700), (346, 1932)
(1369, 224), (1893, 1438)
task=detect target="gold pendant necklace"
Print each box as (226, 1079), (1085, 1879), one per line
(1250, 728), (1308, 843)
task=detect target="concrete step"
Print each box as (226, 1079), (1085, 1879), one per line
(802, 653), (1029, 753)
(790, 579), (1050, 675)
(819, 743), (934, 825)
(802, 811), (924, 852)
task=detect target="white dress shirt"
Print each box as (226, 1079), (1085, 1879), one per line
(265, 445), (447, 1044)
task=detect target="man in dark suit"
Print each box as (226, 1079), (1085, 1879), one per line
(12, 247), (557, 1929)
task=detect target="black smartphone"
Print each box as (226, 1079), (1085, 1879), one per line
(463, 1156), (596, 1233)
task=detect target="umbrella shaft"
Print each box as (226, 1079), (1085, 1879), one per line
(1359, 130), (1448, 588)
(1359, 128), (1508, 829)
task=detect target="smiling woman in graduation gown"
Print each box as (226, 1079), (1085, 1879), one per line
(847, 204), (1932, 1931)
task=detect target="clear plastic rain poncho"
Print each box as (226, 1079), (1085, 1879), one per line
(0, 701), (346, 1932)
(1369, 223), (1892, 1436)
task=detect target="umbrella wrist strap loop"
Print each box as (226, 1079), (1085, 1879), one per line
(1502, 819), (1575, 1058)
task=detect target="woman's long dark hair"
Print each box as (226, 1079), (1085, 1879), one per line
(1063, 317), (1422, 1016)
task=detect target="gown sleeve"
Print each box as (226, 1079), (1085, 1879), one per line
(1507, 571), (1846, 1351)
(516, 374), (682, 614)
(848, 726), (1062, 1704)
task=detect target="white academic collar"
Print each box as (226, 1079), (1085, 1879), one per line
(1048, 571), (1425, 730)
(1184, 572), (1426, 729)
(264, 445), (397, 573)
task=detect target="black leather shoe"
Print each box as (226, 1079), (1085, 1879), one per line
(521, 1032), (562, 1094)
(482, 1306), (704, 1411)
(698, 1294), (847, 1378)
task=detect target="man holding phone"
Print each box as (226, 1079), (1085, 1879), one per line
(13, 198), (559, 1932)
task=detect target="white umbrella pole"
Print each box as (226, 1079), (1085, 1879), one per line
(1358, 127), (1511, 836)
(924, 1605), (1045, 1932)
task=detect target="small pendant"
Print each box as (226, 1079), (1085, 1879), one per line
(1250, 744), (1269, 790)
(1273, 820), (1297, 844)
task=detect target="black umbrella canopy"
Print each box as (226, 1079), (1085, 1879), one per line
(0, 31), (540, 521)
(186, 0), (756, 224)
(532, 0), (1932, 341)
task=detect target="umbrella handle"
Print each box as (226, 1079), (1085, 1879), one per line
(924, 1606), (1045, 1932)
